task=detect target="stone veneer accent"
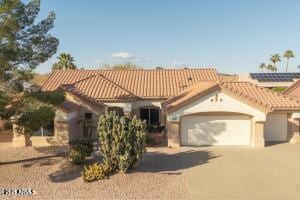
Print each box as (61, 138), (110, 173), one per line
(55, 121), (69, 145)
(167, 121), (180, 148)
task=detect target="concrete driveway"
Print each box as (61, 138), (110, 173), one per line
(179, 143), (300, 200)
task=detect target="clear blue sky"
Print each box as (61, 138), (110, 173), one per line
(35, 0), (300, 74)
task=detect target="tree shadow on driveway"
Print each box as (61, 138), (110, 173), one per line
(133, 149), (220, 175)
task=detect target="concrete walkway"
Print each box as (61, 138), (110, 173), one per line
(181, 143), (300, 200)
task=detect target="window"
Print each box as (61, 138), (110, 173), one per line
(32, 121), (54, 136)
(107, 107), (124, 117)
(83, 113), (93, 138)
(85, 113), (92, 120)
(140, 107), (160, 125)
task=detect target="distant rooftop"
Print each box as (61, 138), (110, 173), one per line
(250, 73), (300, 82)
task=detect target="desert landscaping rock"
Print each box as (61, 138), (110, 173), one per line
(0, 146), (190, 199)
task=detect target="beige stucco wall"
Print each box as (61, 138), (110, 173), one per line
(252, 121), (265, 147)
(167, 91), (266, 122)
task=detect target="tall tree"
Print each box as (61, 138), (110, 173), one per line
(259, 63), (266, 72)
(52, 53), (77, 70)
(283, 50), (295, 72)
(267, 64), (275, 72)
(270, 54), (281, 72)
(0, 0), (63, 132)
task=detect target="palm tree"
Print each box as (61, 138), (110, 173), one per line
(52, 53), (77, 70)
(283, 50), (295, 72)
(270, 54), (281, 72)
(267, 64), (275, 72)
(259, 63), (266, 72)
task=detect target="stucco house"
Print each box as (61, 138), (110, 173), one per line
(12, 68), (300, 147)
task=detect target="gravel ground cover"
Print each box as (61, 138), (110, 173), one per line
(0, 146), (190, 200)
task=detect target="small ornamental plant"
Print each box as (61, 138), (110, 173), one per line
(82, 163), (112, 182)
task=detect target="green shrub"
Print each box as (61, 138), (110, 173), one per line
(69, 148), (86, 164)
(82, 163), (112, 182)
(98, 112), (147, 172)
(69, 144), (93, 164)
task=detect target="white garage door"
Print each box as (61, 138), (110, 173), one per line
(181, 115), (251, 146)
(264, 114), (287, 141)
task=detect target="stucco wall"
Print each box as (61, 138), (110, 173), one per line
(167, 91), (266, 122)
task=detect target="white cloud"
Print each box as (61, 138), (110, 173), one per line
(171, 60), (184, 67)
(110, 51), (135, 59)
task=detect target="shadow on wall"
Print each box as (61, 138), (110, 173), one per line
(182, 121), (226, 145)
(133, 149), (219, 175)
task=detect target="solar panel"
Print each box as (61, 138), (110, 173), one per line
(250, 73), (300, 82)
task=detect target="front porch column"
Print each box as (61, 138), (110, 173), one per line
(252, 121), (265, 147)
(167, 121), (180, 148)
(289, 117), (300, 144)
(55, 121), (69, 145)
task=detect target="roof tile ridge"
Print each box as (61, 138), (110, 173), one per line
(65, 74), (99, 86)
(246, 81), (300, 103)
(219, 81), (268, 109)
(283, 80), (300, 94)
(96, 73), (139, 99)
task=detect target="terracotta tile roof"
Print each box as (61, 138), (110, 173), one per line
(163, 81), (300, 112)
(283, 80), (300, 96)
(41, 69), (220, 100)
(61, 74), (138, 102)
(162, 81), (219, 110)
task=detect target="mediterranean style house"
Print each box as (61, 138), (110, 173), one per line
(12, 68), (300, 148)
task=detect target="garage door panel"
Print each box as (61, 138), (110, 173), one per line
(181, 115), (251, 146)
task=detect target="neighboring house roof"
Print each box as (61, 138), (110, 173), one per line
(163, 81), (300, 113)
(41, 69), (220, 100)
(250, 73), (300, 82)
(219, 73), (239, 82)
(283, 80), (300, 97)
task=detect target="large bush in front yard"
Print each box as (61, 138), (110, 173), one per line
(98, 112), (147, 172)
